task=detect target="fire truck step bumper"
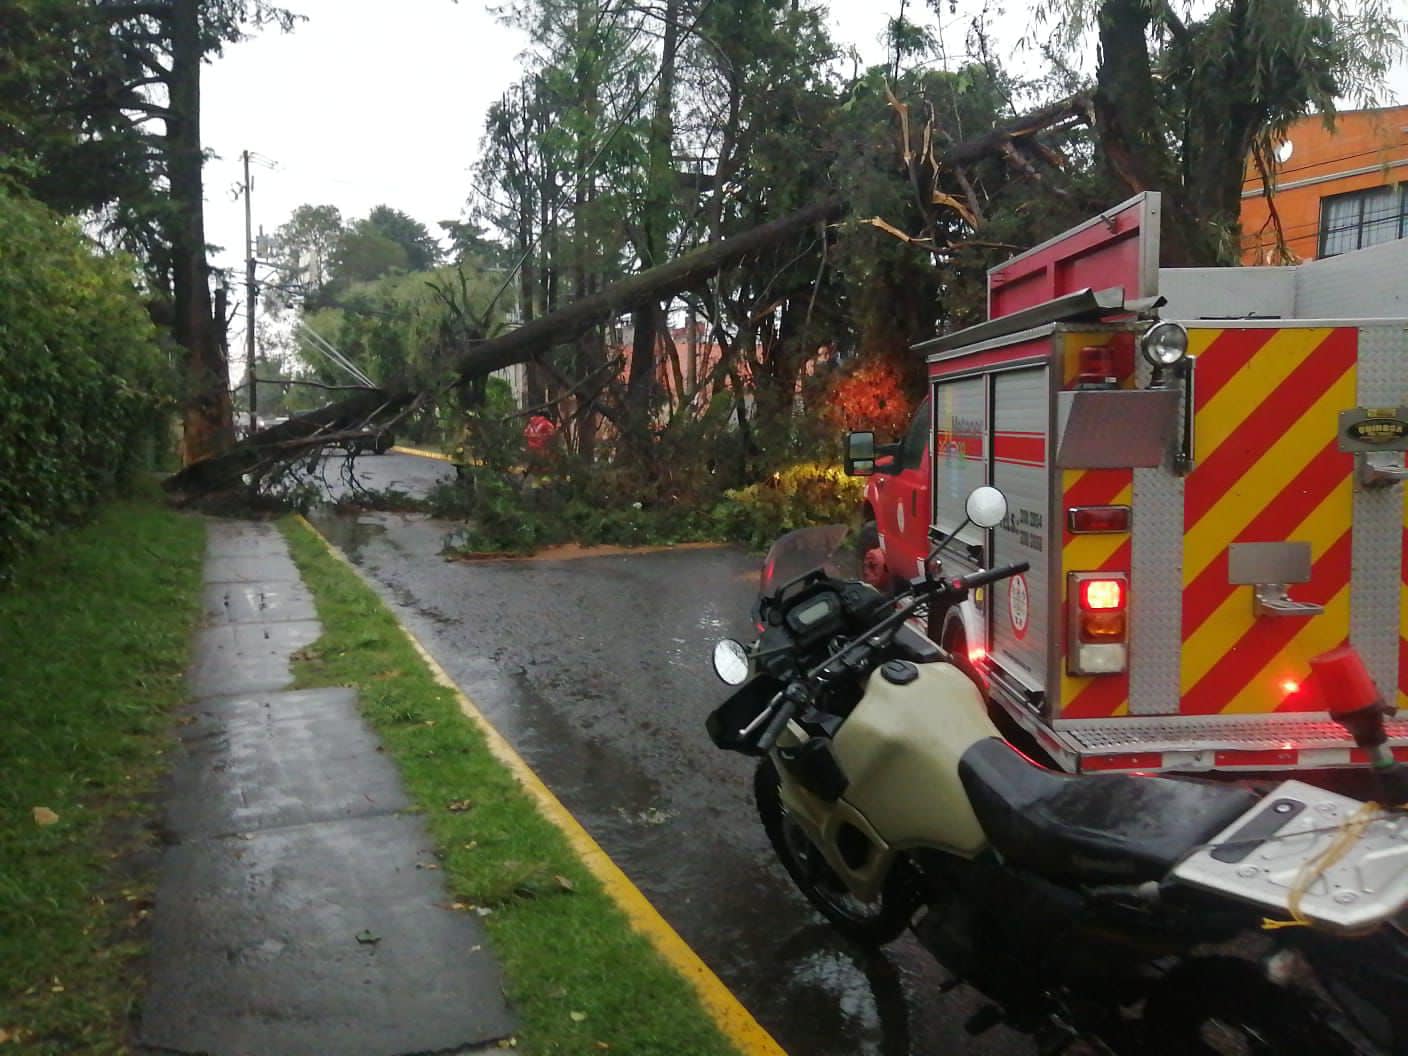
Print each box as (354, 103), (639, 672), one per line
(1052, 715), (1408, 773)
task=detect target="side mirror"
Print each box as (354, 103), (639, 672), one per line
(965, 486), (1008, 529)
(712, 639), (750, 686)
(844, 432), (876, 476)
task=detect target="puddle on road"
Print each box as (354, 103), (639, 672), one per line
(301, 513), (1021, 1056)
(310, 512), (461, 628)
(309, 510), (387, 563)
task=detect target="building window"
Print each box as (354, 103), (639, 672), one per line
(1319, 185), (1408, 257)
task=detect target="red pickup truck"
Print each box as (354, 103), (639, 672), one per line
(852, 395), (933, 592)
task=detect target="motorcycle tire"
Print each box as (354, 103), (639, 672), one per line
(1141, 957), (1358, 1056)
(754, 757), (916, 946)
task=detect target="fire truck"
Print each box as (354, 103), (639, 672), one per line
(847, 192), (1408, 775)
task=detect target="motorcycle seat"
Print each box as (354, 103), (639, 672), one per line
(958, 738), (1259, 883)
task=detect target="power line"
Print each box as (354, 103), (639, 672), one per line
(1246, 143), (1408, 185)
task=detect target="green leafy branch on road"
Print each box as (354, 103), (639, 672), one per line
(430, 459), (865, 555)
(280, 518), (745, 1056)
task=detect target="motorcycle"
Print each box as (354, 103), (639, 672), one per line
(708, 485), (1408, 1055)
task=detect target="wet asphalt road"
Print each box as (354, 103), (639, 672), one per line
(314, 450), (457, 499)
(309, 456), (1030, 1056)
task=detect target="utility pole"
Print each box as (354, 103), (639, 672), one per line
(242, 149), (257, 435)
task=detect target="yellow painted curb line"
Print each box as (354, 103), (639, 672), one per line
(390, 444), (453, 462)
(291, 515), (785, 1056)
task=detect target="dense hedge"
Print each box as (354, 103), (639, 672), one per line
(0, 187), (172, 571)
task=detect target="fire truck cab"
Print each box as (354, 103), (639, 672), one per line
(848, 192), (1408, 774)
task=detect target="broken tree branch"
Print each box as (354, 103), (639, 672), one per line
(164, 93), (1093, 500)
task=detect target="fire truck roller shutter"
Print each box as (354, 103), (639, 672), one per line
(990, 367), (1051, 702)
(930, 375), (989, 581)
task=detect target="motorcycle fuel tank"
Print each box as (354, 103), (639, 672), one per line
(833, 661), (998, 858)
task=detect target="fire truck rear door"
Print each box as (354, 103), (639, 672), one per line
(1170, 323), (1403, 722)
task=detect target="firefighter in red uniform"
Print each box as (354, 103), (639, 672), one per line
(523, 412), (557, 472)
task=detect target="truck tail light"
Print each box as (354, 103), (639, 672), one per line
(1077, 345), (1117, 388)
(1079, 578), (1124, 611)
(1068, 572), (1129, 675)
(1068, 505), (1130, 534)
(1081, 610), (1127, 639)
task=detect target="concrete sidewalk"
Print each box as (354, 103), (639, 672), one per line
(141, 520), (515, 1056)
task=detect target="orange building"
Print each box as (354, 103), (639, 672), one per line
(1240, 105), (1408, 264)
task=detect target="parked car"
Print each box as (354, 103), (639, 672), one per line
(344, 431), (395, 456)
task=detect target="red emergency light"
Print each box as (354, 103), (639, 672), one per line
(1068, 506), (1131, 534)
(1079, 578), (1125, 611)
(1077, 345), (1116, 388)
(1074, 335), (1135, 389)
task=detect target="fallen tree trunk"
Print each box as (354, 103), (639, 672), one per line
(164, 197), (844, 497)
(944, 95), (1093, 167)
(449, 195), (845, 381)
(163, 388), (416, 500)
(165, 94), (1093, 499)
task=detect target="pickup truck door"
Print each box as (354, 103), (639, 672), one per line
(875, 397), (933, 583)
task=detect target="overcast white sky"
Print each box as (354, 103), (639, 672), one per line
(201, 0), (915, 278)
(201, 0), (1408, 289)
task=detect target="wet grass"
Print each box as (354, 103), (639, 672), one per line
(0, 491), (206, 1052)
(279, 516), (745, 1056)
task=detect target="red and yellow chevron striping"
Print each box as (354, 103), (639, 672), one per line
(1179, 327), (1357, 717)
(1399, 488), (1407, 711)
(1059, 468), (1132, 719)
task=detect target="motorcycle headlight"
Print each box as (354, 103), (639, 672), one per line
(1141, 321), (1189, 367)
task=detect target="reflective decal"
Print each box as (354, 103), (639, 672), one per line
(1009, 574), (1030, 640)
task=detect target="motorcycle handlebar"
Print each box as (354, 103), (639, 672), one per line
(954, 561), (1030, 593)
(756, 697), (799, 752)
(744, 561), (1028, 753)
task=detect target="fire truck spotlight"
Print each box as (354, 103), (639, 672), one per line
(1281, 679), (1301, 695)
(1140, 321), (1189, 367)
(969, 646), (987, 662)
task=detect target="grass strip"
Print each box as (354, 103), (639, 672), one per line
(279, 517), (744, 1056)
(0, 493), (206, 1052)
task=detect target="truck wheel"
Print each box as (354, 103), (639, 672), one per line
(938, 610), (985, 696)
(856, 521), (893, 594)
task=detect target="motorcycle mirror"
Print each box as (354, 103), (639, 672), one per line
(712, 639), (750, 686)
(844, 431), (876, 477)
(965, 486), (1009, 530)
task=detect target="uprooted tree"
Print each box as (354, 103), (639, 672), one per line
(162, 92), (1097, 499)
(162, 0), (1403, 503)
